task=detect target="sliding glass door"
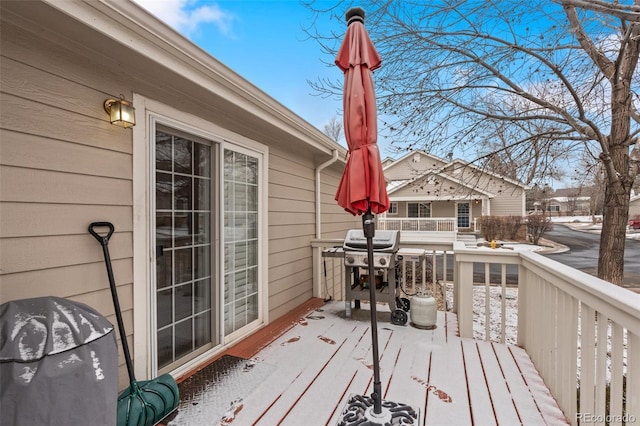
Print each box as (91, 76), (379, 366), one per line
(155, 128), (215, 371)
(152, 125), (262, 372)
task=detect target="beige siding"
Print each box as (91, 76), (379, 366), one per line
(1, 1), (355, 387)
(384, 152), (447, 181)
(267, 151), (356, 320)
(0, 16), (135, 328)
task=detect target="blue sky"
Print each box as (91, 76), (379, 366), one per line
(132, 0), (364, 150)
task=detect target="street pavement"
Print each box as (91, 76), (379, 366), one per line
(542, 223), (640, 289)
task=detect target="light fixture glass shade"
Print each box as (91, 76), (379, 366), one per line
(104, 98), (136, 128)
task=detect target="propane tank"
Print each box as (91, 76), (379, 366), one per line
(410, 294), (437, 329)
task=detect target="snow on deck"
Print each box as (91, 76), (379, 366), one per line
(172, 301), (568, 425)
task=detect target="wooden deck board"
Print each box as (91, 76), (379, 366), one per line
(172, 300), (568, 425)
(461, 339), (498, 425)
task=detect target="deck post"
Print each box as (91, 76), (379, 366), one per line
(454, 250), (474, 339)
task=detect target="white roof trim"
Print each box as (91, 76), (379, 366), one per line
(383, 150), (445, 172)
(41, 0), (345, 158)
(386, 171), (495, 198)
(445, 159), (529, 189)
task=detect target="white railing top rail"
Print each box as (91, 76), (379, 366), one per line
(378, 217), (457, 221)
(452, 241), (640, 328)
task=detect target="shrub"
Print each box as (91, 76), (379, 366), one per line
(526, 214), (552, 245)
(503, 216), (525, 240)
(477, 216), (505, 241)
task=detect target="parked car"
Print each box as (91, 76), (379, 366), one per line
(629, 218), (640, 229)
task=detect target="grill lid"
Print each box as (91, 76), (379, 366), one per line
(343, 229), (400, 252)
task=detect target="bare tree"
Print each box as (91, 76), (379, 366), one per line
(305, 0), (640, 284)
(323, 115), (343, 142)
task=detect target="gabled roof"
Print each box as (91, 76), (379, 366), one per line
(383, 150), (529, 190)
(387, 170), (495, 198)
(383, 150), (446, 172)
(444, 159), (530, 190)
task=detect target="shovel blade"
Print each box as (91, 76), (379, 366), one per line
(117, 373), (179, 426)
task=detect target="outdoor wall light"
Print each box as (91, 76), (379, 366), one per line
(104, 97), (136, 128)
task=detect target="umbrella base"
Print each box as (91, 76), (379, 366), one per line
(337, 394), (420, 425)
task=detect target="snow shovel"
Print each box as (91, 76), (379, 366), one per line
(89, 222), (179, 426)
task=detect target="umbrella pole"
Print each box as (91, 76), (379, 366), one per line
(362, 206), (383, 415)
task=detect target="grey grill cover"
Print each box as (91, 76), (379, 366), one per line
(1, 297), (117, 425)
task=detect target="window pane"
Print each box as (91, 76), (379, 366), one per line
(156, 249), (172, 289)
(174, 319), (193, 359)
(247, 157), (258, 184)
(175, 283), (193, 321)
(174, 213), (192, 247)
(194, 213), (209, 245)
(174, 247), (192, 284)
(174, 176), (192, 211)
(247, 267), (258, 294)
(224, 212), (234, 242)
(224, 243), (234, 273)
(156, 132), (172, 172)
(234, 183), (247, 211)
(194, 279), (211, 313)
(194, 245), (210, 279)
(235, 270), (248, 299)
(156, 173), (172, 210)
(194, 312), (211, 349)
(157, 289), (173, 329)
(156, 212), (172, 249)
(194, 144), (210, 177)
(157, 327), (173, 369)
(235, 242), (247, 270)
(194, 178), (210, 211)
(233, 152), (246, 181)
(174, 138), (192, 174)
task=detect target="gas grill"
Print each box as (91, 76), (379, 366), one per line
(343, 230), (406, 324)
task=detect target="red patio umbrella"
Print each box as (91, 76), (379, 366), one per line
(334, 8), (418, 425)
(334, 8), (389, 216)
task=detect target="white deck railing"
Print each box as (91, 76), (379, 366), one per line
(311, 238), (640, 426)
(378, 217), (457, 232)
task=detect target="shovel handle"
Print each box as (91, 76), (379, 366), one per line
(88, 222), (114, 245)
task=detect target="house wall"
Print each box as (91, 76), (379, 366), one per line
(0, 1), (355, 385)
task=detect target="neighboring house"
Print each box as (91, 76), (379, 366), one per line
(630, 193), (640, 219)
(544, 187), (593, 216)
(382, 150), (528, 231)
(0, 0), (358, 388)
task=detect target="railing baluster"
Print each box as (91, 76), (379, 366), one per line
(579, 304), (597, 422)
(485, 262), (491, 341)
(628, 331), (640, 422)
(609, 323), (624, 425)
(500, 264), (506, 344)
(595, 315), (608, 426)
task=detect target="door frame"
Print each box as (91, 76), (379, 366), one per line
(132, 94), (269, 379)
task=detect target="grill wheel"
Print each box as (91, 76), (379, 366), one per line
(391, 309), (408, 326)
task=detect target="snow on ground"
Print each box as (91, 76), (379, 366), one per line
(550, 214), (640, 240)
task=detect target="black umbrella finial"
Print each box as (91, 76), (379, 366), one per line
(346, 7), (365, 25)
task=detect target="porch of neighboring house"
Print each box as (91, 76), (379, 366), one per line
(165, 239), (639, 426)
(377, 217), (479, 243)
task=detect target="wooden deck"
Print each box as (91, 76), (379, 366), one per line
(173, 300), (568, 425)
